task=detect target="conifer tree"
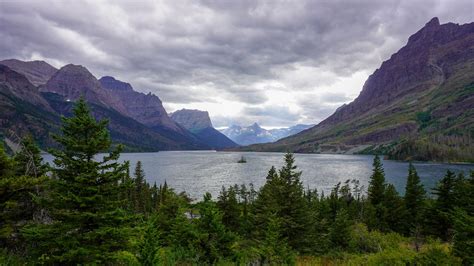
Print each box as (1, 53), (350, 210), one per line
(217, 186), (240, 232)
(366, 155), (388, 231)
(134, 161), (146, 214)
(196, 192), (236, 263)
(383, 184), (403, 232)
(329, 208), (351, 250)
(260, 212), (295, 264)
(254, 153), (309, 252)
(13, 135), (47, 177)
(0, 141), (46, 250)
(22, 98), (131, 263)
(403, 163), (426, 235)
(430, 170), (457, 240)
(368, 155), (386, 206)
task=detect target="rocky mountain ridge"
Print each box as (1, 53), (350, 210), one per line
(244, 17), (474, 162)
(221, 123), (313, 146)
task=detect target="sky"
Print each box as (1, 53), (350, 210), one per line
(1, 0), (473, 128)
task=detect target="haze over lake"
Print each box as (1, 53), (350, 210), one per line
(43, 151), (473, 200)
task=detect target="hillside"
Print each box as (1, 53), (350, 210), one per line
(0, 62), (208, 151)
(244, 18), (474, 162)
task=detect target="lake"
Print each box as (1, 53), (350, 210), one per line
(43, 151), (474, 200)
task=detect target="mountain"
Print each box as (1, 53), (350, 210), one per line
(0, 61), (208, 151)
(99, 76), (183, 133)
(0, 64), (61, 148)
(0, 59), (58, 86)
(244, 18), (474, 162)
(220, 123), (312, 146)
(40, 64), (129, 115)
(170, 109), (238, 149)
(169, 109), (213, 132)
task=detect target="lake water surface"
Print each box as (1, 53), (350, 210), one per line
(43, 151), (474, 200)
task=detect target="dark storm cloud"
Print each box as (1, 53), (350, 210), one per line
(1, 0), (472, 126)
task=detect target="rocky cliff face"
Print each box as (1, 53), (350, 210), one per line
(41, 65), (129, 115)
(99, 76), (183, 133)
(0, 59), (57, 86)
(170, 108), (238, 149)
(170, 109), (213, 132)
(0, 65), (53, 111)
(246, 18), (474, 161)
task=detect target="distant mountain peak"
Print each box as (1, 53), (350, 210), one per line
(99, 76), (133, 92)
(425, 17), (440, 28)
(0, 58), (58, 86)
(170, 109), (213, 131)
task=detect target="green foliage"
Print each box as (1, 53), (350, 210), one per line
(22, 98), (132, 264)
(452, 208), (474, 265)
(2, 103), (471, 264)
(403, 163), (426, 234)
(368, 155), (386, 206)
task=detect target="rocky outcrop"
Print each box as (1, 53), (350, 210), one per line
(170, 108), (238, 149)
(41, 65), (129, 115)
(0, 59), (57, 86)
(0, 65), (53, 112)
(170, 109), (213, 132)
(99, 76), (183, 133)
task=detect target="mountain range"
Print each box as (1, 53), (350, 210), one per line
(1, 17), (472, 161)
(243, 18), (474, 162)
(220, 123), (313, 146)
(0, 60), (227, 151)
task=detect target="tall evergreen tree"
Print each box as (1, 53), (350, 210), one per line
(383, 184), (403, 232)
(403, 163), (426, 235)
(368, 155), (386, 206)
(134, 161), (147, 214)
(254, 153), (310, 253)
(367, 155), (388, 231)
(430, 170), (457, 240)
(22, 98), (131, 264)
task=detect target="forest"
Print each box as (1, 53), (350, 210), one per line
(0, 99), (473, 265)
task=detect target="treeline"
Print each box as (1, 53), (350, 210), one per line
(1, 99), (473, 265)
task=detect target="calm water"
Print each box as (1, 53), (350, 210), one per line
(43, 151), (474, 200)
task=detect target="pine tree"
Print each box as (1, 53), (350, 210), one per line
(452, 208), (474, 265)
(260, 212), (295, 264)
(254, 153), (310, 253)
(217, 186), (240, 232)
(13, 135), (47, 177)
(138, 216), (161, 265)
(368, 155), (386, 206)
(329, 208), (351, 250)
(22, 98), (131, 263)
(383, 184), (403, 233)
(195, 192), (236, 263)
(430, 170), (457, 240)
(403, 163), (426, 235)
(367, 155), (388, 231)
(134, 161), (146, 214)
(0, 140), (46, 250)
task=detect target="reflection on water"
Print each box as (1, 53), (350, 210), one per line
(43, 151), (474, 200)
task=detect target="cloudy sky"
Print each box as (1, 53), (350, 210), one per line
(1, 0), (473, 128)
